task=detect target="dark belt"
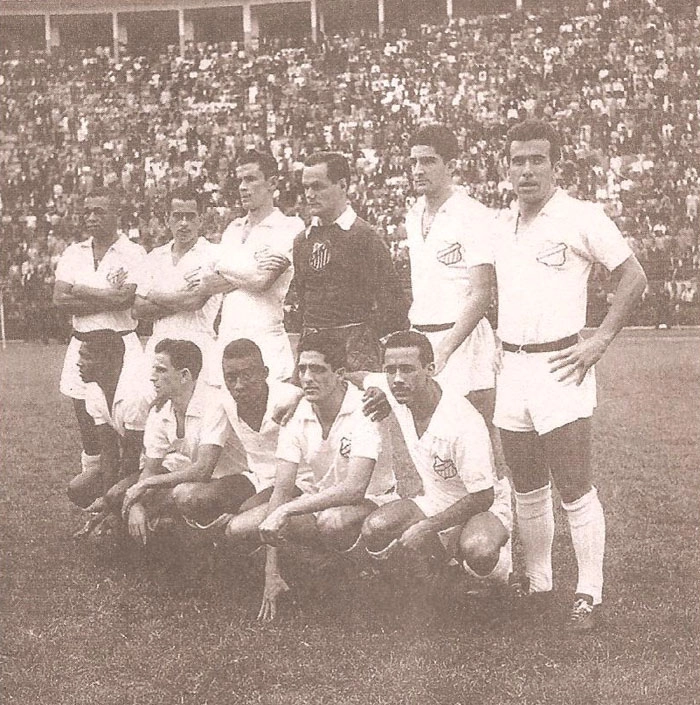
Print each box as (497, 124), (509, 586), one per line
(302, 321), (368, 335)
(413, 322), (455, 333)
(501, 334), (579, 354)
(72, 329), (134, 342)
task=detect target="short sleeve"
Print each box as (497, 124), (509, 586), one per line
(579, 204), (632, 272)
(278, 216), (305, 260)
(458, 202), (496, 269)
(84, 384), (109, 426)
(123, 244), (148, 286)
(54, 245), (79, 285)
(134, 250), (157, 296)
(199, 399), (233, 448)
(454, 408), (494, 494)
(143, 407), (171, 459)
(121, 389), (151, 432)
(275, 414), (303, 465)
(348, 410), (382, 460)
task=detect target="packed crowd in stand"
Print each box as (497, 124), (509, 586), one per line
(1, 0), (699, 340)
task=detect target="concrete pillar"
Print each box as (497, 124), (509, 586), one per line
(112, 12), (127, 59)
(184, 18), (195, 42)
(242, 1), (252, 49)
(310, 0), (318, 43)
(515, 0), (523, 9)
(178, 8), (185, 57)
(318, 8), (325, 35)
(44, 13), (51, 53)
(377, 0), (384, 37)
(446, 0), (454, 19)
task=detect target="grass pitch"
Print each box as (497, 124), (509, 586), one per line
(1, 330), (699, 705)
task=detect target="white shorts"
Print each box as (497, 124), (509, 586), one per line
(59, 332), (143, 400)
(421, 317), (496, 396)
(241, 469), (274, 494)
(411, 476), (513, 549)
(493, 350), (597, 435)
(367, 488), (402, 507)
(215, 328), (294, 385)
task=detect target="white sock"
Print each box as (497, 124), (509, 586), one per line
(515, 484), (554, 593)
(563, 487), (605, 605)
(80, 451), (101, 474)
(462, 537), (513, 585)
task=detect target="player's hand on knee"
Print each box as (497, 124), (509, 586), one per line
(362, 387), (391, 422)
(122, 482), (146, 518)
(398, 520), (434, 554)
(127, 504), (149, 546)
(257, 573), (290, 622)
(259, 510), (289, 546)
(548, 337), (606, 385)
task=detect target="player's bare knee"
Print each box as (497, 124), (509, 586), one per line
(460, 532), (501, 576)
(67, 475), (96, 508)
(316, 507), (346, 537)
(104, 483), (124, 513)
(171, 482), (202, 514)
(224, 514), (251, 543)
(361, 510), (395, 550)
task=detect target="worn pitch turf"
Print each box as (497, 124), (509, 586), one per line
(1, 330), (698, 705)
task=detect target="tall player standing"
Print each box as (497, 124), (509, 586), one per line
(53, 188), (146, 491)
(404, 126), (507, 476)
(189, 150), (304, 384)
(493, 120), (647, 630)
(132, 187), (221, 385)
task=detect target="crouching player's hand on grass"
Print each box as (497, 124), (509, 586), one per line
(127, 503), (149, 546)
(121, 481), (149, 517)
(257, 572), (290, 622)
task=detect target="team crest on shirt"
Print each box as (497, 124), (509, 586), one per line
(433, 455), (457, 479)
(436, 242), (463, 266)
(339, 436), (351, 458)
(310, 241), (331, 271)
(536, 242), (567, 267)
(106, 266), (128, 286)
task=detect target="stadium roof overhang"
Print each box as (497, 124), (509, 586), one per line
(0, 0), (309, 16)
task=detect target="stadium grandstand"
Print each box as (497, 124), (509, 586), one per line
(1, 0), (699, 340)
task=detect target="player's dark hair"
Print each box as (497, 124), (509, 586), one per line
(505, 120), (562, 164)
(154, 339), (203, 379)
(79, 329), (126, 368)
(85, 186), (119, 209)
(297, 332), (345, 372)
(382, 330), (434, 367)
(408, 125), (458, 162)
(237, 149), (279, 180)
(167, 186), (203, 213)
(304, 152), (351, 185)
(222, 338), (265, 366)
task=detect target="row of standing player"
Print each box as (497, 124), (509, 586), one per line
(54, 120), (648, 630)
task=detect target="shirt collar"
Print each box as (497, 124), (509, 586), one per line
(165, 236), (209, 256)
(516, 187), (567, 221)
(297, 382), (360, 422)
(423, 386), (461, 441)
(239, 208), (281, 230)
(309, 205), (357, 232)
(185, 379), (211, 418)
(334, 205), (357, 230)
